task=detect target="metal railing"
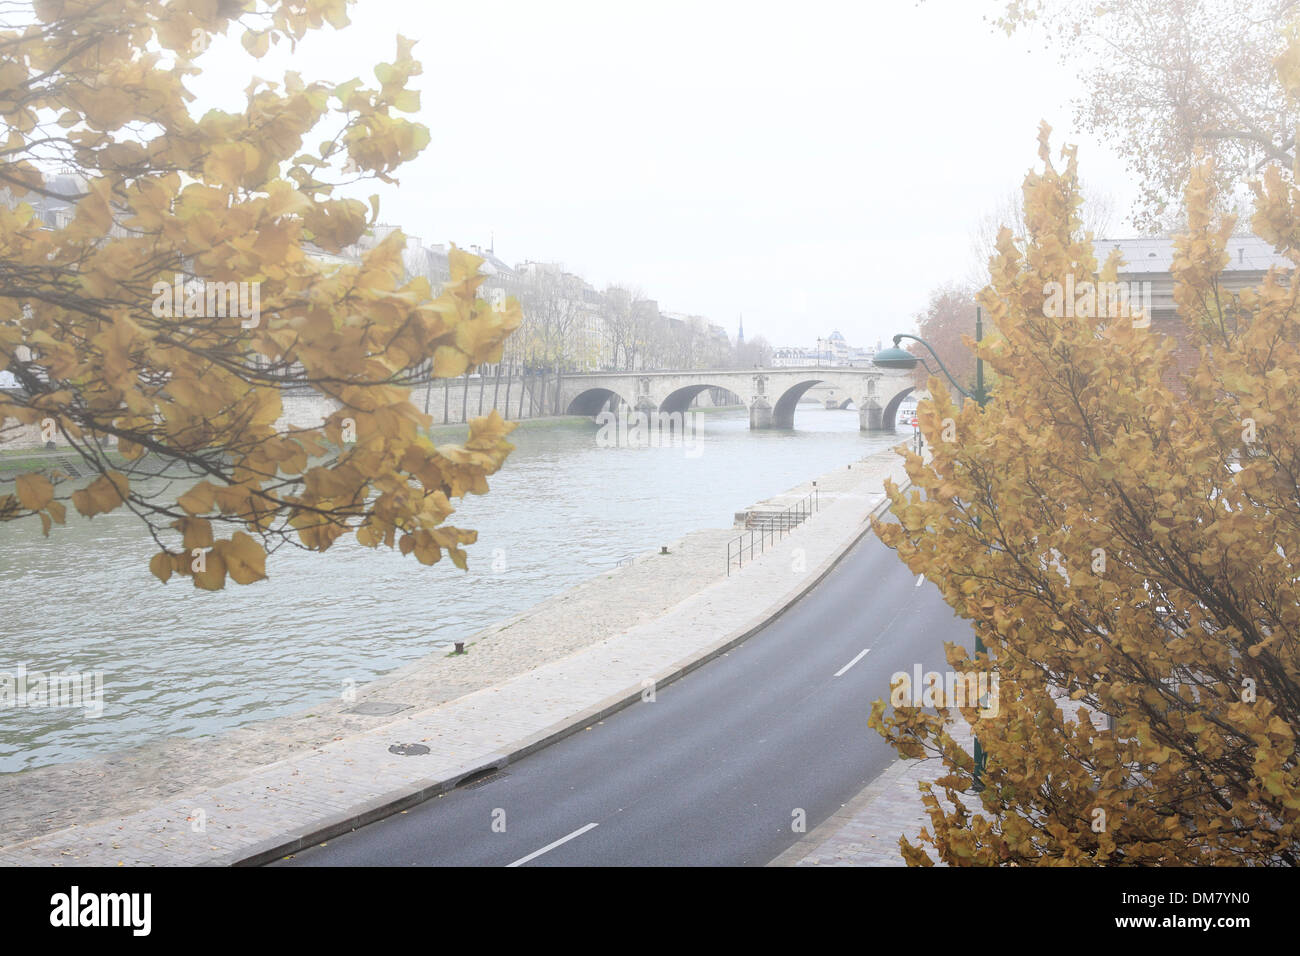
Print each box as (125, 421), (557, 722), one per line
(726, 488), (819, 575)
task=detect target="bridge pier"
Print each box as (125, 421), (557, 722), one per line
(748, 398), (774, 429)
(859, 398), (884, 431)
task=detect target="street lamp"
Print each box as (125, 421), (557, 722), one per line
(872, 307), (988, 407)
(874, 307), (991, 790)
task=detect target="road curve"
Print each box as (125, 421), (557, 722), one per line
(278, 523), (971, 866)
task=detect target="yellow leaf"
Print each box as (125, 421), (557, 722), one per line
(70, 471), (129, 518)
(432, 345), (468, 378)
(192, 549), (227, 590)
(150, 551), (173, 584)
(218, 531), (267, 585)
(177, 481), (216, 516)
(15, 472), (54, 511)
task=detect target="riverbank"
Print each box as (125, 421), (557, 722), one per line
(0, 406), (750, 473)
(0, 441), (908, 860)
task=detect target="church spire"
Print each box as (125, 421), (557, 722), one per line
(737, 314), (745, 346)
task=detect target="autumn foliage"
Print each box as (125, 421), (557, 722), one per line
(0, 1), (523, 587)
(871, 105), (1300, 862)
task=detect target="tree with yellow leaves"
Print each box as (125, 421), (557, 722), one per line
(0, 0), (523, 588)
(871, 51), (1300, 862)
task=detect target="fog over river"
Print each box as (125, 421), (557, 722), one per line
(0, 407), (908, 772)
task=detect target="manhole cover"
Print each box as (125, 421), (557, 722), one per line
(388, 743), (430, 756)
(349, 701), (409, 717)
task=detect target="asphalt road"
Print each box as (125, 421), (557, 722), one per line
(277, 523), (970, 866)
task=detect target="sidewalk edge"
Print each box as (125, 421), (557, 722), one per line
(230, 479), (907, 867)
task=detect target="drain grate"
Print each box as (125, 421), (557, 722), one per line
(388, 743), (430, 756)
(456, 767), (508, 791)
(349, 701), (409, 717)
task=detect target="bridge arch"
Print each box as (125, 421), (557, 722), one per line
(658, 383), (713, 416)
(553, 367), (912, 431)
(566, 386), (633, 417)
(881, 386), (914, 429)
(658, 383), (742, 415)
(771, 379), (824, 429)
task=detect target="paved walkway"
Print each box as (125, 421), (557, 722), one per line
(0, 450), (910, 865)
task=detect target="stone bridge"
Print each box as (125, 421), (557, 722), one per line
(557, 366), (915, 430)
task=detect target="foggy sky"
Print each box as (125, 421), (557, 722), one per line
(187, 0), (1135, 351)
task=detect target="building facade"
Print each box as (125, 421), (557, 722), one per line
(1098, 235), (1292, 390)
(772, 330), (878, 367)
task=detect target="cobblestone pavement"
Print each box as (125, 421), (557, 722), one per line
(0, 446), (911, 864)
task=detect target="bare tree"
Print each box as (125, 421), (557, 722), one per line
(969, 184), (1116, 284)
(734, 334), (773, 368)
(910, 282), (980, 391)
(602, 285), (650, 370)
(995, 0), (1297, 232)
(517, 267), (583, 371)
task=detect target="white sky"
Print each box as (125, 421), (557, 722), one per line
(189, 0), (1135, 350)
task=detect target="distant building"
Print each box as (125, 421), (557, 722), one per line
(1096, 235), (1292, 390)
(468, 243), (516, 281)
(5, 182), (725, 382)
(2, 169), (128, 238)
(772, 329), (875, 367)
(708, 322), (732, 353)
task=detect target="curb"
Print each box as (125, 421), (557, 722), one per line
(766, 752), (918, 867)
(231, 477), (908, 866)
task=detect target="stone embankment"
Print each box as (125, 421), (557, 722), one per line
(0, 444), (908, 861)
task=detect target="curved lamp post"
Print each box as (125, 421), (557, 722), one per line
(872, 308), (988, 407)
(873, 307), (991, 790)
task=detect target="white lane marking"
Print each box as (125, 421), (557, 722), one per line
(834, 648), (870, 678)
(915, 574), (924, 587)
(507, 822), (599, 867)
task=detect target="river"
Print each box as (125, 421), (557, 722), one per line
(0, 406), (908, 772)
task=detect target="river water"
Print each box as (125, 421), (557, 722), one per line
(0, 407), (908, 772)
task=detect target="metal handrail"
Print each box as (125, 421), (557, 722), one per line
(726, 488), (819, 575)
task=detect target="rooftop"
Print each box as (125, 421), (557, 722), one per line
(1097, 235), (1292, 274)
